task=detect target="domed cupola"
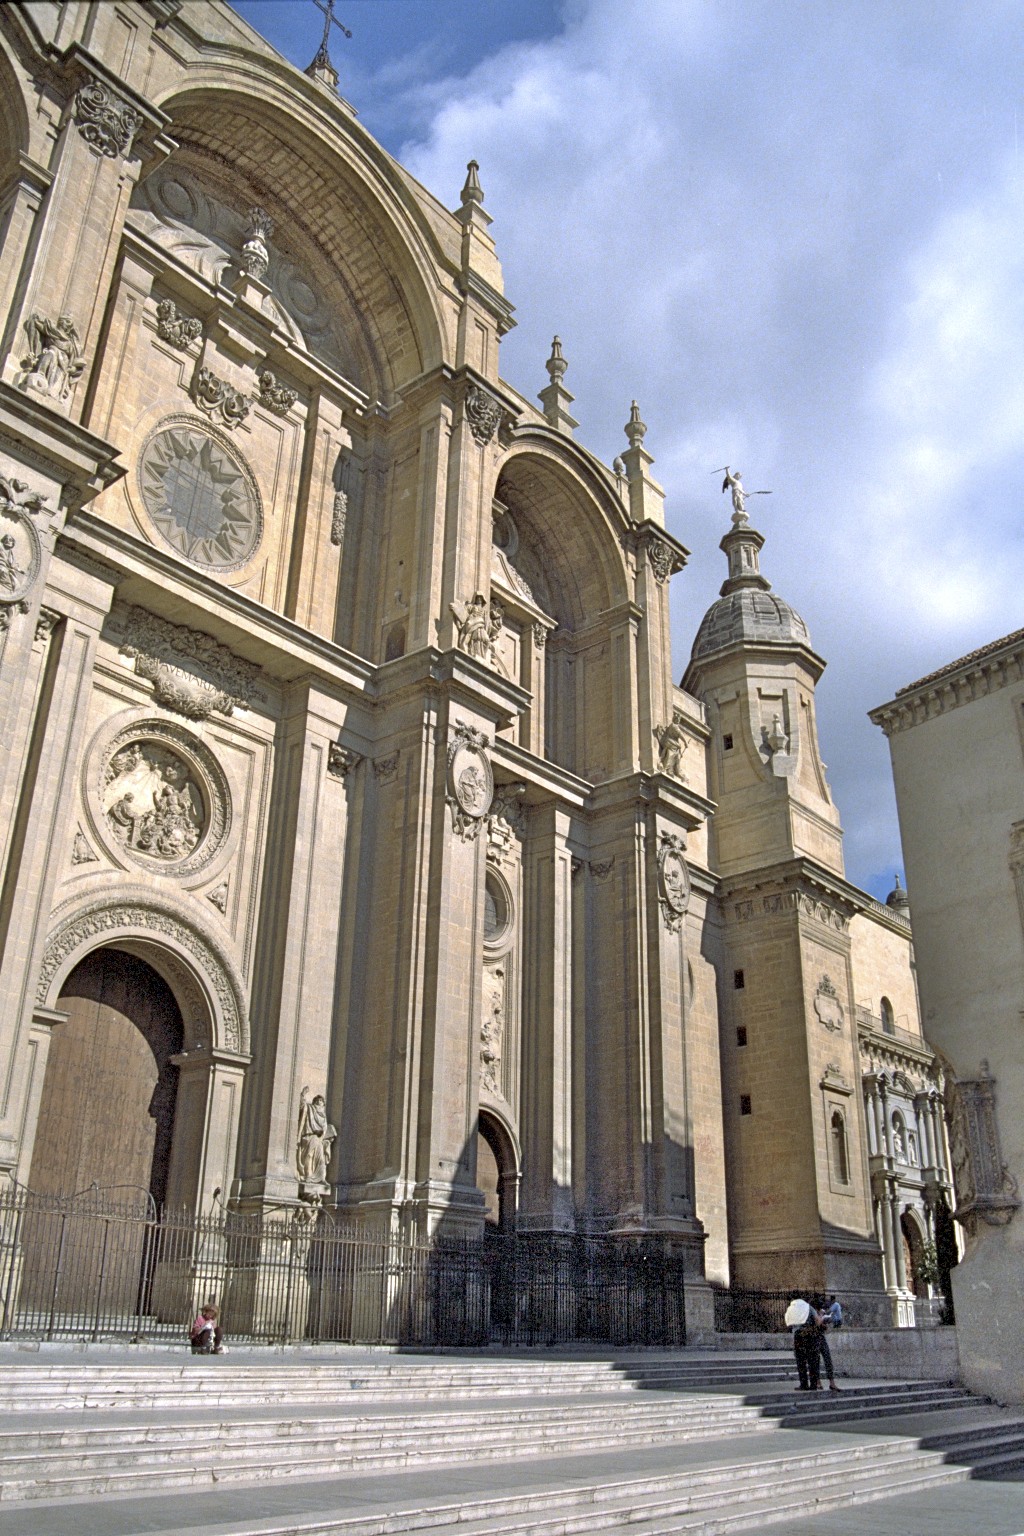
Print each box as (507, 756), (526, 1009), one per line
(689, 481), (812, 666)
(885, 874), (910, 918)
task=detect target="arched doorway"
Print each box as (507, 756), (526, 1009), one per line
(478, 1109), (519, 1231)
(31, 948), (183, 1204)
(20, 949), (184, 1314)
(900, 1210), (928, 1297)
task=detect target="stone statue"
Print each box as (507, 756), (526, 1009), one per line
(716, 466), (771, 525)
(22, 313), (86, 401)
(0, 534), (24, 594)
(296, 1085), (336, 1188)
(653, 717), (688, 779)
(450, 592), (508, 675)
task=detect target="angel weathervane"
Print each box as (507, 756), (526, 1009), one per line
(714, 466), (771, 525)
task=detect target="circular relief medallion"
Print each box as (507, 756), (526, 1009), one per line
(138, 419), (262, 571)
(98, 721), (230, 877)
(0, 505), (41, 608)
(658, 840), (691, 916)
(446, 725), (493, 839)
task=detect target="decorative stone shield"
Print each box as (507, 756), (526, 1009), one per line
(814, 975), (845, 1033)
(658, 833), (691, 933)
(447, 722), (493, 840)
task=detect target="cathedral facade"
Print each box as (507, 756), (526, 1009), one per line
(0, 0), (952, 1330)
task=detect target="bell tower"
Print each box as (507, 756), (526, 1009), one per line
(684, 495), (884, 1304)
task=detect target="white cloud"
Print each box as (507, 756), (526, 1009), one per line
(392, 0), (1024, 895)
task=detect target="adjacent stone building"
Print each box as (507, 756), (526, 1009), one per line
(0, 0), (951, 1330)
(872, 633), (1024, 1395)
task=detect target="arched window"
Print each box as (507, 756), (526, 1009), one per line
(830, 1109), (849, 1185)
(880, 997), (895, 1034)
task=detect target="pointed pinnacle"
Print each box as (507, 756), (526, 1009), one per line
(461, 160), (484, 207)
(546, 335), (568, 383)
(625, 400), (647, 447)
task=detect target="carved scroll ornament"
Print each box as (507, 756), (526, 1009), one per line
(74, 79), (142, 160)
(946, 1063), (1021, 1238)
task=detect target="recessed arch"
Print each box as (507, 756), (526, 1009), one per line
(143, 72), (449, 401)
(36, 886), (249, 1056)
(478, 1105), (521, 1231)
(0, 35), (30, 190)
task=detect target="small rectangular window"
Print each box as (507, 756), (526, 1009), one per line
(736, 1026), (747, 1047)
(723, 733), (734, 751)
(734, 969), (745, 990)
(740, 1094), (752, 1116)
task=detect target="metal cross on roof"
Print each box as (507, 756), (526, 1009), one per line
(306, 0), (352, 85)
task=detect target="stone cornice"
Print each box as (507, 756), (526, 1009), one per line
(718, 857), (868, 930)
(0, 382), (124, 509)
(589, 770), (715, 832)
(870, 628), (1024, 736)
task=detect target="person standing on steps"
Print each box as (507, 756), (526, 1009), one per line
(816, 1295), (842, 1391)
(784, 1295), (821, 1390)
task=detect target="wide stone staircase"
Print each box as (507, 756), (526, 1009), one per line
(1, 1349), (1023, 1535)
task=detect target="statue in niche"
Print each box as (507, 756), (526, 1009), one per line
(296, 1086), (336, 1188)
(22, 313), (86, 401)
(104, 742), (204, 861)
(450, 592), (508, 676)
(0, 533), (25, 594)
(653, 715), (688, 779)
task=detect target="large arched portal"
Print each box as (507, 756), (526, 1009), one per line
(21, 948), (186, 1317)
(30, 948), (184, 1205)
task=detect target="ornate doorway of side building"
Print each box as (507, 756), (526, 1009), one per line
(20, 948), (184, 1311)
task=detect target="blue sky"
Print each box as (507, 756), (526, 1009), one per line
(231, 0), (1024, 901)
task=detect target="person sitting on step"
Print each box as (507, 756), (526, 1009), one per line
(190, 1303), (227, 1355)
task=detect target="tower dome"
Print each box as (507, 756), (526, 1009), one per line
(689, 479), (813, 665)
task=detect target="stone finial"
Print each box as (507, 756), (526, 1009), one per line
(625, 400), (647, 448)
(240, 207), (273, 282)
(461, 160), (485, 209)
(546, 335), (568, 384)
(538, 334), (578, 435)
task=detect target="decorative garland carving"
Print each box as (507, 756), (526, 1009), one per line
(191, 367), (251, 429)
(373, 751), (400, 784)
(37, 894), (247, 1052)
(109, 603), (262, 720)
(155, 299), (202, 350)
(257, 369), (297, 415)
(465, 384), (503, 445)
(74, 78), (142, 160)
(447, 722), (493, 840)
(330, 491), (348, 547)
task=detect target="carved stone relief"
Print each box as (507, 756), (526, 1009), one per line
(447, 723), (493, 840)
(20, 313), (85, 403)
(92, 719), (230, 878)
(945, 1063), (1021, 1237)
(481, 964), (504, 1096)
(814, 975), (845, 1033)
(108, 603), (262, 719)
(487, 782), (526, 865)
(155, 299), (202, 350)
(207, 880), (228, 913)
(240, 207), (273, 282)
(191, 367), (251, 429)
(465, 384), (503, 445)
(74, 78), (142, 159)
(0, 485), (43, 631)
(138, 420), (262, 570)
(129, 164), (352, 376)
(373, 751), (400, 784)
(37, 893), (247, 1052)
(646, 537), (675, 585)
(257, 369), (297, 415)
(450, 593), (508, 676)
(327, 744), (360, 779)
(658, 834), (690, 933)
(71, 828), (98, 865)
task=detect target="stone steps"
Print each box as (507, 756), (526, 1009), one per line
(0, 1381), (976, 1503)
(0, 1357), (796, 1414)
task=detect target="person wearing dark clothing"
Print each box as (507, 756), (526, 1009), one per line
(816, 1295), (841, 1390)
(785, 1297), (821, 1390)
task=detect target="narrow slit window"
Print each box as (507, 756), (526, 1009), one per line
(740, 1094), (752, 1116)
(736, 1026), (747, 1047)
(734, 969), (745, 990)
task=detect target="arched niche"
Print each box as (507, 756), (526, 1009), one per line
(478, 1106), (521, 1231)
(141, 77), (448, 401)
(36, 886), (249, 1056)
(494, 442), (632, 779)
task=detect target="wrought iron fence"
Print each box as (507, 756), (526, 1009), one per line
(0, 1188), (686, 1347)
(713, 1286), (794, 1333)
